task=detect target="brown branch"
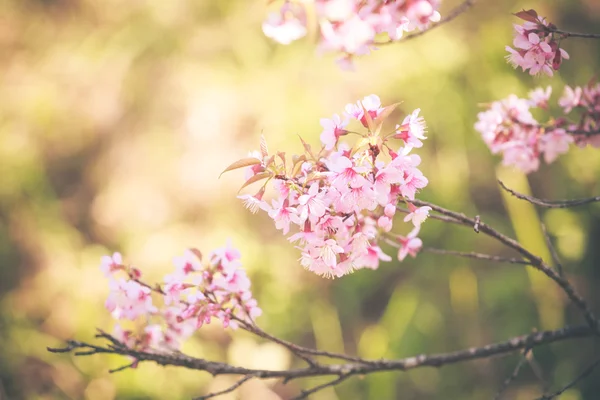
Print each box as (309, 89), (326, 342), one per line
(536, 357), (600, 400)
(375, 0), (476, 45)
(407, 198), (599, 332)
(548, 27), (600, 39)
(47, 325), (594, 394)
(239, 321), (375, 365)
(498, 180), (600, 208)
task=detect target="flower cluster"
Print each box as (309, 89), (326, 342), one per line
(225, 95), (431, 278)
(505, 10), (569, 76)
(100, 242), (261, 352)
(262, 0), (441, 69)
(475, 84), (600, 173)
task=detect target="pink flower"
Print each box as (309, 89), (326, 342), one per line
(559, 86), (582, 113)
(357, 245), (392, 270)
(377, 216), (393, 232)
(540, 129), (572, 163)
(237, 191), (269, 214)
(326, 155), (368, 190)
(320, 16), (375, 54)
(344, 94), (383, 126)
(262, 3), (307, 45)
(506, 16), (569, 76)
(394, 108), (427, 147)
(298, 182), (328, 223)
(501, 142), (540, 173)
(320, 114), (348, 150)
(528, 86), (552, 108)
(398, 227), (423, 261)
(403, 205), (431, 227)
(105, 279), (157, 320)
(268, 198), (301, 235)
(173, 249), (202, 275)
(100, 252), (123, 277)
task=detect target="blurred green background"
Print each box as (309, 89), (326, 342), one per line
(1, 0), (600, 399)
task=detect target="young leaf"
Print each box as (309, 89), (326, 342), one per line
(239, 171), (272, 191)
(361, 102), (376, 133)
(188, 248), (203, 262)
(298, 135), (315, 159)
(291, 154), (307, 177)
(260, 135), (269, 158)
(372, 102), (399, 136)
(220, 157), (262, 177)
(513, 9), (539, 23)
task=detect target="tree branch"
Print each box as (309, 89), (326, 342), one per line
(407, 198), (599, 332)
(498, 180), (600, 208)
(536, 357), (600, 400)
(376, 0), (476, 45)
(47, 324), (594, 400)
(422, 247), (531, 265)
(548, 28), (600, 39)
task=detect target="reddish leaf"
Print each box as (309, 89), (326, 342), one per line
(291, 155), (307, 177)
(188, 248), (203, 262)
(220, 157), (262, 177)
(372, 102), (400, 135)
(513, 9), (539, 23)
(260, 135), (269, 158)
(361, 102), (376, 133)
(239, 171), (272, 191)
(298, 135), (315, 159)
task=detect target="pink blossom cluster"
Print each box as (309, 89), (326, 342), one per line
(100, 242), (261, 352)
(228, 95), (431, 278)
(505, 10), (569, 76)
(262, 0), (441, 69)
(558, 81), (600, 147)
(475, 84), (600, 173)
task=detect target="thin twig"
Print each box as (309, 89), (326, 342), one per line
(422, 247), (531, 265)
(536, 357), (600, 400)
(292, 374), (352, 400)
(194, 375), (256, 400)
(239, 321), (374, 365)
(498, 180), (600, 208)
(109, 361), (137, 373)
(494, 348), (531, 400)
(376, 0), (476, 45)
(407, 198), (599, 332)
(527, 350), (550, 394)
(548, 28), (600, 39)
(541, 223), (564, 277)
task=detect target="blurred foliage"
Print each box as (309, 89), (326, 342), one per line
(1, 0), (600, 399)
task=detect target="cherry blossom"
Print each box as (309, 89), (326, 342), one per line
(225, 94), (431, 277)
(505, 12), (569, 76)
(262, 0), (442, 68)
(398, 227), (423, 261)
(262, 3), (307, 45)
(100, 242), (261, 352)
(100, 252), (123, 276)
(476, 81), (600, 172)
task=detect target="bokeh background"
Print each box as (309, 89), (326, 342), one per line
(1, 0), (600, 399)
